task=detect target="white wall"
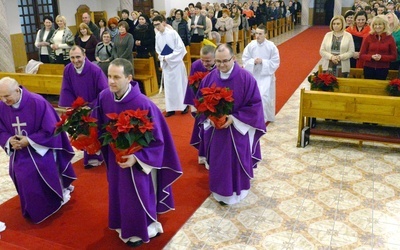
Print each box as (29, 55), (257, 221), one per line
(5, 1), (22, 34)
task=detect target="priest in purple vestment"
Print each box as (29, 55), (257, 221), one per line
(184, 45), (216, 167)
(0, 77), (76, 223)
(194, 44), (266, 205)
(58, 45), (108, 169)
(92, 58), (183, 247)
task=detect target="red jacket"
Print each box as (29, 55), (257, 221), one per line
(359, 33), (397, 69)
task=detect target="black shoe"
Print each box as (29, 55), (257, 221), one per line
(219, 201), (228, 206)
(126, 240), (143, 248)
(84, 164), (96, 169)
(181, 106), (189, 114)
(165, 111), (175, 117)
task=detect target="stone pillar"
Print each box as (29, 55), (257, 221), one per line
(301, 0), (309, 26)
(334, 0), (342, 16)
(120, 0), (133, 12)
(0, 0), (15, 72)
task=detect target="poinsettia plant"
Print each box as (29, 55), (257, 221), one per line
(308, 71), (338, 92)
(194, 83), (234, 129)
(55, 97), (101, 154)
(188, 71), (209, 93)
(99, 109), (155, 163)
(386, 78), (400, 96)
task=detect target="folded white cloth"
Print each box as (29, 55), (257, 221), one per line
(0, 221), (6, 232)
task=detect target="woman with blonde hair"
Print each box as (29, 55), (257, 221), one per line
(359, 15), (397, 79)
(75, 23), (98, 61)
(387, 12), (400, 70)
(49, 15), (74, 65)
(320, 15), (355, 77)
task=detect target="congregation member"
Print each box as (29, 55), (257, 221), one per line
(110, 21), (134, 62)
(0, 77), (76, 223)
(134, 15), (156, 58)
(153, 15), (188, 117)
(346, 11), (371, 68)
(108, 17), (119, 42)
(168, 9), (191, 46)
(81, 12), (100, 40)
(34, 16), (55, 63)
(242, 24), (280, 123)
(190, 3), (207, 42)
(49, 15), (74, 65)
(75, 23), (98, 62)
(94, 31), (114, 75)
(92, 58), (182, 247)
(59, 45), (108, 169)
(387, 12), (400, 70)
(97, 17), (109, 39)
(359, 15), (397, 79)
(215, 9), (234, 46)
(119, 9), (135, 36)
(194, 44), (266, 205)
(320, 15), (355, 78)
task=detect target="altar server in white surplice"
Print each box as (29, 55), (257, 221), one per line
(242, 24), (280, 123)
(153, 15), (188, 118)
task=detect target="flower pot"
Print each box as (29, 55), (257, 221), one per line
(209, 115), (227, 129)
(110, 142), (143, 163)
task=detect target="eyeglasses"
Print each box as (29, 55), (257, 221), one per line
(215, 56), (233, 65)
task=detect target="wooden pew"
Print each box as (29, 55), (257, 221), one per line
(286, 16), (293, 31)
(184, 46), (192, 75)
(237, 29), (245, 53)
(266, 21), (274, 39)
(0, 72), (62, 95)
(133, 56), (159, 96)
(278, 18), (285, 35)
(297, 78), (400, 147)
(189, 42), (202, 62)
(349, 68), (398, 80)
(37, 64), (65, 75)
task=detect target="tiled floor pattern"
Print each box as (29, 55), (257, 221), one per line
(1, 26), (400, 249)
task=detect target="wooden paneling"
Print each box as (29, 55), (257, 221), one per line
(10, 33), (28, 70)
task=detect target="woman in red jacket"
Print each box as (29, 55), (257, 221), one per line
(359, 15), (397, 80)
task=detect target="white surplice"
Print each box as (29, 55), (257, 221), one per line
(155, 28), (188, 112)
(242, 39), (280, 122)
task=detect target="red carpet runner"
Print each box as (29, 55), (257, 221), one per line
(0, 26), (327, 249)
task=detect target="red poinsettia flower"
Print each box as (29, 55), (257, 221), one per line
(194, 83), (234, 123)
(71, 96), (86, 109)
(55, 97), (101, 154)
(189, 71), (209, 85)
(99, 109), (155, 163)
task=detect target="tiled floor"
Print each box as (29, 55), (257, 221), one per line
(1, 26), (400, 249)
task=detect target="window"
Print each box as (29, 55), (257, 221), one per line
(18, 0), (59, 60)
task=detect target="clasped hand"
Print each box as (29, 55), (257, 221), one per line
(209, 115), (233, 129)
(372, 54), (381, 61)
(331, 55), (340, 64)
(118, 155), (137, 169)
(10, 135), (28, 150)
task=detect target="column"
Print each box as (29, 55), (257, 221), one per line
(0, 0), (15, 72)
(301, 0), (309, 26)
(334, 0), (342, 16)
(120, 0), (133, 12)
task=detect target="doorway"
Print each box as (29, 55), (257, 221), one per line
(133, 0), (154, 16)
(313, 0), (334, 25)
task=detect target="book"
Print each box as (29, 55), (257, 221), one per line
(301, 126), (310, 148)
(160, 44), (173, 55)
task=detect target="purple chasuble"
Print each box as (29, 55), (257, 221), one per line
(194, 62), (266, 197)
(186, 59), (215, 159)
(93, 81), (183, 242)
(0, 87), (76, 223)
(59, 57), (108, 165)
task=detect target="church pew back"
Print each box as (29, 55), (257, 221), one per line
(0, 72), (62, 95)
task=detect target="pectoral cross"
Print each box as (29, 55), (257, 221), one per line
(12, 116), (27, 135)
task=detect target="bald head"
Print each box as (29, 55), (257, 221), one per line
(0, 77), (21, 106)
(82, 12), (91, 24)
